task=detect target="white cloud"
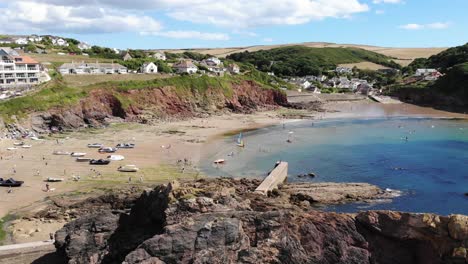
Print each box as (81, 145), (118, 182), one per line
(263, 38), (274, 42)
(163, 0), (369, 28)
(400, 22), (451, 30)
(373, 0), (402, 3)
(0, 0), (370, 30)
(427, 22), (450, 29)
(0, 1), (162, 34)
(149, 31), (230, 41)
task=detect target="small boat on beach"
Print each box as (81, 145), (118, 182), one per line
(98, 147), (117, 153)
(6, 147), (18, 151)
(21, 145), (32, 149)
(46, 177), (64, 182)
(116, 143), (135, 149)
(118, 165), (139, 172)
(71, 152), (86, 157)
(88, 143), (103, 148)
(236, 133), (245, 148)
(53, 150), (71, 155)
(13, 142), (24, 146)
(0, 178), (24, 187)
(108, 155), (125, 161)
(89, 159), (111, 165)
(213, 159), (225, 164)
(76, 157), (92, 162)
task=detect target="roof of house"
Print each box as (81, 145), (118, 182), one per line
(60, 62), (127, 69)
(173, 60), (197, 68)
(13, 56), (39, 64)
(142, 62), (156, 67)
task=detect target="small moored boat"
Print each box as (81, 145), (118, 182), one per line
(0, 178), (24, 187)
(13, 142), (25, 146)
(21, 145), (32, 149)
(118, 165), (139, 172)
(87, 143), (103, 148)
(71, 152), (86, 157)
(89, 159), (111, 165)
(53, 151), (71, 155)
(213, 159), (225, 164)
(98, 147), (117, 153)
(6, 147), (18, 151)
(46, 177), (64, 182)
(108, 155), (125, 161)
(116, 143), (135, 149)
(76, 157), (92, 162)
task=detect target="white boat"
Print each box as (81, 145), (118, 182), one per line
(76, 157), (92, 162)
(71, 152), (86, 157)
(6, 147), (18, 151)
(108, 155), (125, 161)
(30, 137), (43, 141)
(13, 142), (24, 146)
(46, 177), (64, 182)
(53, 151), (71, 155)
(118, 165), (139, 172)
(87, 143), (103, 148)
(98, 147), (117, 153)
(21, 145), (32, 149)
(213, 159), (225, 164)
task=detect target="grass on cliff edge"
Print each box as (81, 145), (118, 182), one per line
(0, 71), (284, 123)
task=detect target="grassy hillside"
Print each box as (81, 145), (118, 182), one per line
(0, 68), (286, 122)
(406, 43), (468, 73)
(226, 46), (400, 77)
(433, 62), (468, 100)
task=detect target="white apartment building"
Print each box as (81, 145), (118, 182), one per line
(0, 48), (40, 87)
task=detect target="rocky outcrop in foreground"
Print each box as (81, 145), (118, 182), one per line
(54, 179), (468, 264)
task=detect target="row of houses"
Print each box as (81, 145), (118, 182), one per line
(59, 62), (128, 75)
(414, 68), (443, 81)
(0, 48), (42, 87)
(287, 75), (373, 95)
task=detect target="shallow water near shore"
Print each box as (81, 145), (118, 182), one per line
(201, 117), (468, 215)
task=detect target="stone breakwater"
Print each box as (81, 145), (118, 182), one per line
(52, 178), (468, 264)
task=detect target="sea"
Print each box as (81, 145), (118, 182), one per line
(201, 117), (468, 215)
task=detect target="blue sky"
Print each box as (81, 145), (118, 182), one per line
(0, 0), (466, 49)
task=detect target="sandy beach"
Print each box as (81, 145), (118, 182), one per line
(0, 98), (466, 244)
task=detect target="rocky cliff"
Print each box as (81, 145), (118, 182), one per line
(54, 179), (468, 264)
(27, 80), (287, 132)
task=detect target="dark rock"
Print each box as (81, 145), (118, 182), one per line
(53, 179), (467, 264)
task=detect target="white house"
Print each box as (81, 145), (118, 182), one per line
(52, 38), (68, 47)
(15, 38), (28, 45)
(140, 62), (158, 74)
(152, 52), (166, 61)
(78, 42), (91, 50)
(204, 57), (221, 66)
(227, 63), (240, 74)
(415, 69), (437, 76)
(173, 60), (198, 74)
(335, 66), (353, 75)
(59, 62), (127, 75)
(28, 35), (43, 42)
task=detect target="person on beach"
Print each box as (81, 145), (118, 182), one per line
(45, 183), (50, 192)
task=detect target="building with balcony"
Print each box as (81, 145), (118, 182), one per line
(0, 48), (41, 87)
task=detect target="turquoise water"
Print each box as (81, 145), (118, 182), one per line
(201, 118), (468, 215)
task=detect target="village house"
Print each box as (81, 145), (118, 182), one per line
(59, 62), (127, 75)
(414, 68), (437, 76)
(0, 48), (41, 87)
(123, 52), (133, 61)
(414, 68), (443, 80)
(140, 62), (158, 74)
(14, 38), (28, 45)
(152, 52), (166, 61)
(227, 63), (240, 74)
(52, 38), (68, 47)
(204, 57), (222, 66)
(78, 42), (91, 50)
(0, 38), (14, 44)
(335, 66), (353, 75)
(173, 60), (198, 74)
